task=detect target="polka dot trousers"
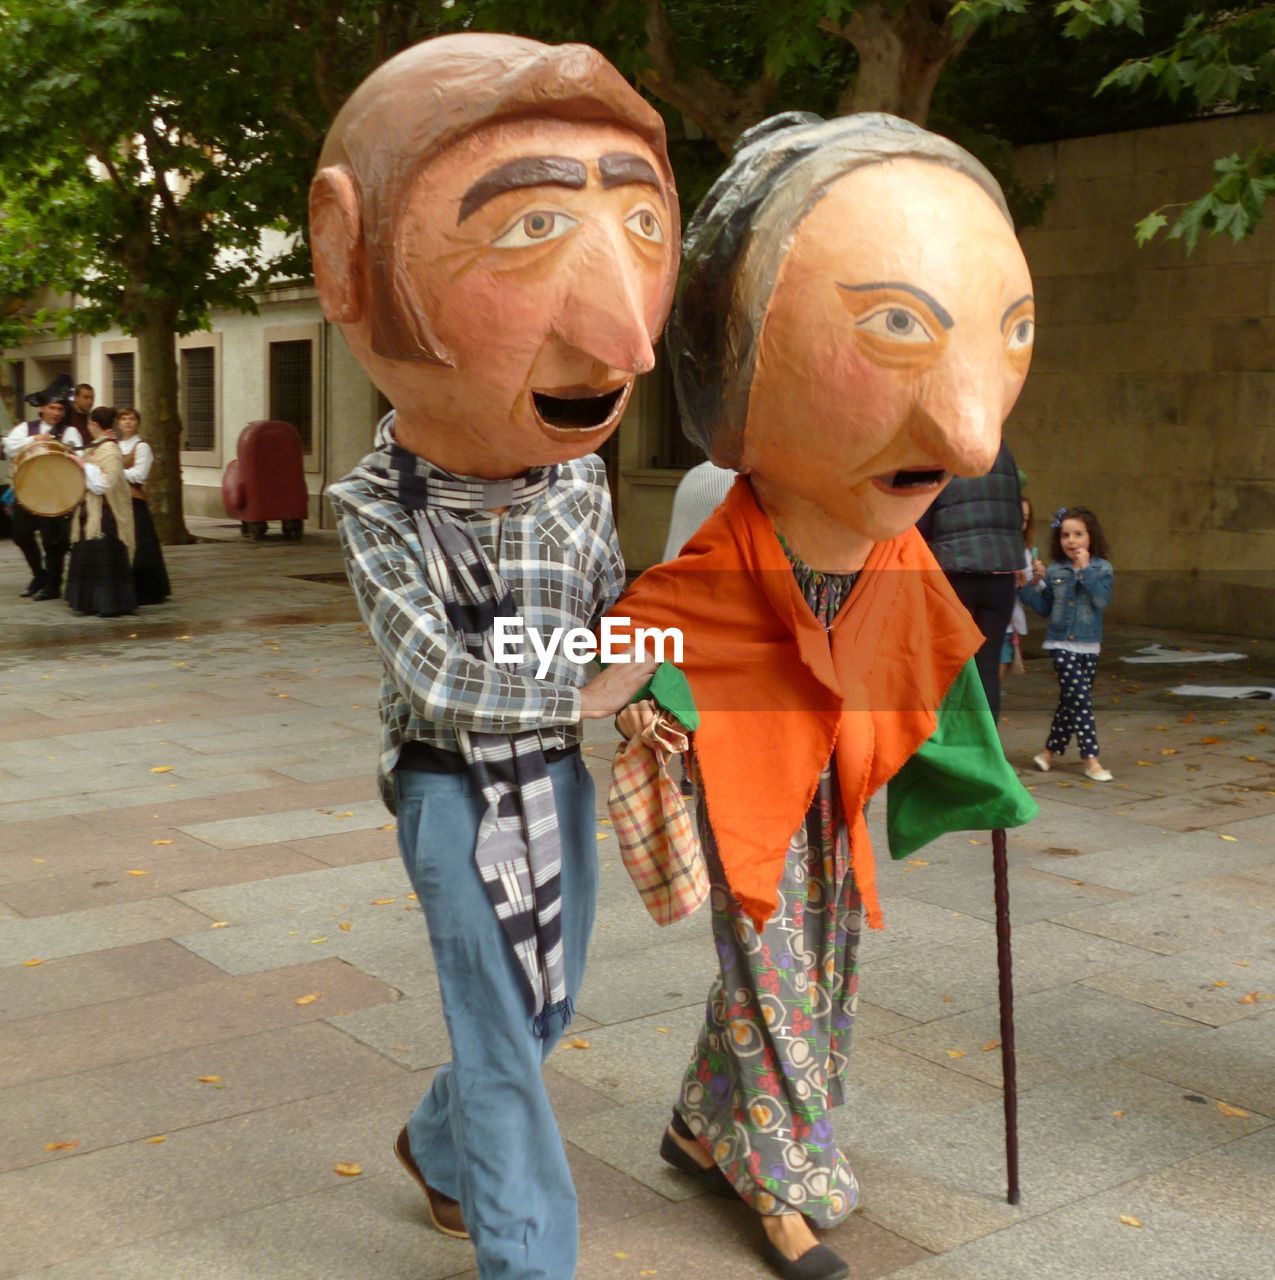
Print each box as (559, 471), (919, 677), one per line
(1046, 649), (1100, 759)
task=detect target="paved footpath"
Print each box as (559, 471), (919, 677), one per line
(1, 524), (1273, 1279)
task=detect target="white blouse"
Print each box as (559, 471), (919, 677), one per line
(119, 436), (154, 485)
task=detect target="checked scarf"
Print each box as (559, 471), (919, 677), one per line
(388, 442), (572, 1036)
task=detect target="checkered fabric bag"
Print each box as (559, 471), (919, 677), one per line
(608, 714), (707, 926)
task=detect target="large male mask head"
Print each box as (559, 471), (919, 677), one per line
(311, 34), (680, 478)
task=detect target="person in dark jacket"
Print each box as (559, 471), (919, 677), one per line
(917, 441), (1022, 721)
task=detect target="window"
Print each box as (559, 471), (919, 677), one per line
(107, 352), (134, 409)
(181, 347), (216, 451)
(7, 361), (25, 418)
(269, 340), (314, 453)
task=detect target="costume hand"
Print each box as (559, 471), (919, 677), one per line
(616, 698), (657, 740)
(579, 658), (658, 721)
(1073, 548), (1091, 570)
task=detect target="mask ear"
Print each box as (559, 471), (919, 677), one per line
(310, 165), (364, 324)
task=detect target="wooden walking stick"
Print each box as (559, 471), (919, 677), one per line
(992, 827), (1020, 1205)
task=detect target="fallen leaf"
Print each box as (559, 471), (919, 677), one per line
(656, 1027), (672, 1034)
(276, 693), (289, 699)
(1234, 961), (1250, 968)
(1220, 834), (1238, 842)
(1256, 723), (1269, 734)
(1119, 1215), (1143, 1229)
(379, 823), (396, 831)
(149, 765), (174, 774)
(293, 993), (321, 1006)
(405, 892), (418, 900)
(333, 1162), (363, 1178)
(1199, 736), (1223, 745)
(1213, 980), (1229, 988)
(640, 1271), (658, 1277)
(44, 1141), (80, 1152)
(1217, 1101), (1250, 1118)
(310, 936), (329, 944)
(1159, 748), (1179, 756)
(1136, 760), (1155, 767)
(968, 838), (985, 845)
(981, 1039), (1001, 1052)
(945, 1048), (967, 1060)
(941, 994), (956, 1004)
(334, 810), (354, 819)
(911, 859), (930, 866)
(596, 832), (609, 841)
(568, 1037), (591, 1050)
(197, 1075), (222, 1084)
(613, 1253), (629, 1261)
(23, 958), (43, 968)
(151, 838), (174, 846)
(370, 898), (395, 906)
(145, 1135), (167, 1144)
(210, 921), (229, 929)
(126, 869), (149, 877)
(338, 921), (352, 931)
(1112, 1110), (1127, 1119)
(1244, 755), (1259, 763)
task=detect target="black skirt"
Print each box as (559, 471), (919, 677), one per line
(131, 496), (171, 605)
(66, 505), (137, 617)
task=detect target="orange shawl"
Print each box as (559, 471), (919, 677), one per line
(613, 478), (983, 931)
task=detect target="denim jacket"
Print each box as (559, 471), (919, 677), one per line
(1019, 558), (1113, 647)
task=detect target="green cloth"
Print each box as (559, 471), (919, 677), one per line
(887, 659), (1037, 859)
(632, 661), (699, 731)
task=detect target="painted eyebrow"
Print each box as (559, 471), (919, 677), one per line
(457, 156), (587, 224)
(838, 281), (954, 330)
(1001, 294), (1034, 329)
(599, 153), (663, 193)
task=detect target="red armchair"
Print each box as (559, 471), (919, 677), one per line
(221, 419), (308, 540)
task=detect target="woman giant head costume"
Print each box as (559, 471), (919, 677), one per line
(670, 112), (1034, 549)
(310, 34), (680, 477)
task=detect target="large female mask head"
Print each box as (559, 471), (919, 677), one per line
(670, 112), (1034, 545)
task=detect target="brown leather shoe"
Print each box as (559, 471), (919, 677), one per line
(394, 1125), (469, 1240)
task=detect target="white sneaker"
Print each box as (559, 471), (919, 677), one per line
(1084, 766), (1114, 782)
(1032, 752), (1052, 773)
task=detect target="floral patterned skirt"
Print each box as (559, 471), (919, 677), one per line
(677, 766), (863, 1227)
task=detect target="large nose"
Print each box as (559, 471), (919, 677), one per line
(550, 225), (656, 374)
(910, 354), (1007, 477)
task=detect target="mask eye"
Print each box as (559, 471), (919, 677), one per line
(1006, 317), (1035, 350)
(492, 210), (579, 249)
(624, 207), (664, 244)
(856, 307), (934, 344)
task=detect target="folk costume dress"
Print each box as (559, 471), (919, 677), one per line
(66, 440), (137, 618)
(615, 477), (1036, 1225)
(118, 435), (171, 605)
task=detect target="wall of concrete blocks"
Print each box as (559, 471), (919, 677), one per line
(1007, 112), (1274, 639)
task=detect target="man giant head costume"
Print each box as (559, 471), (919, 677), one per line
(669, 112), (1033, 552)
(310, 34), (680, 478)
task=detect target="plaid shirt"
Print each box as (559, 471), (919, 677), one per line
(328, 422), (625, 810)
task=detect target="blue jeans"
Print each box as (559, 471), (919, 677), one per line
(394, 752), (597, 1279)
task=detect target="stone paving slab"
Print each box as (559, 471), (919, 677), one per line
(0, 956), (399, 1089)
(1, 1021), (404, 1173)
(0, 1072), (427, 1278)
(887, 1127), (1275, 1278)
(880, 983), (1221, 1091)
(0, 896), (213, 968)
(0, 939), (221, 1023)
(0, 844), (328, 917)
(1080, 939), (1275, 1027)
(178, 798), (391, 850)
(859, 919), (1161, 1022)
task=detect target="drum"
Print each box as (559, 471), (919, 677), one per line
(12, 437), (85, 517)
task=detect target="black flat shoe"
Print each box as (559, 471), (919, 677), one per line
(760, 1239), (849, 1280)
(659, 1113), (740, 1199)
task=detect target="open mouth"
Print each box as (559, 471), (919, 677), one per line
(531, 385), (629, 432)
(871, 467), (949, 496)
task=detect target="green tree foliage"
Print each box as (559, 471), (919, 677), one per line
(0, 0), (449, 539)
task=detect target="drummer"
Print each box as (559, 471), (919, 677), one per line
(4, 397), (84, 601)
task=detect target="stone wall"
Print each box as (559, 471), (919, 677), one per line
(1008, 113), (1274, 638)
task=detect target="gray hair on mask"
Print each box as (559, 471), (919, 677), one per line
(668, 112), (1012, 468)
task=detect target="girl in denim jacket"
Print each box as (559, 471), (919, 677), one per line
(1019, 507), (1115, 781)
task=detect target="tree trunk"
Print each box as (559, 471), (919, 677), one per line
(824, 1), (971, 124)
(136, 302), (193, 545)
